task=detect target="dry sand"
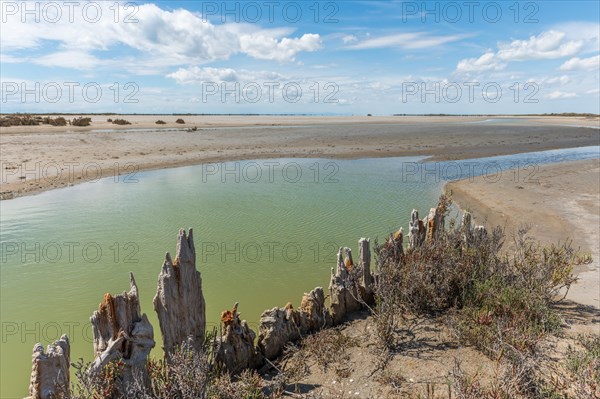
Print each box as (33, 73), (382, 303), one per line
(1, 115), (598, 199)
(448, 159), (600, 312)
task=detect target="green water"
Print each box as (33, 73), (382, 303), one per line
(0, 156), (439, 398)
(3, 147), (599, 398)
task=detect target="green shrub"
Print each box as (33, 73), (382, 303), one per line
(71, 117), (92, 126)
(0, 115), (40, 126)
(48, 117), (67, 126)
(112, 119), (131, 125)
(373, 195), (587, 359)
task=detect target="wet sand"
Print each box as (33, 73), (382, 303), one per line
(1, 115), (598, 200)
(448, 159), (600, 310)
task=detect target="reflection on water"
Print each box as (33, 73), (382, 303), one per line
(465, 118), (600, 129)
(1, 146), (598, 397)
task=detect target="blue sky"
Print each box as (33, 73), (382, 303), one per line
(1, 0), (599, 114)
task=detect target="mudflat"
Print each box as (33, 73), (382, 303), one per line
(0, 115), (598, 199)
(447, 158), (600, 310)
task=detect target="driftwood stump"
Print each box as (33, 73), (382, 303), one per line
(27, 335), (70, 399)
(89, 273), (155, 385)
(153, 228), (206, 357)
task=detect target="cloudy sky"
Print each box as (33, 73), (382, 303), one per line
(1, 0), (599, 114)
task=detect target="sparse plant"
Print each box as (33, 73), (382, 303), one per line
(370, 195), (591, 396)
(69, 358), (125, 399)
(564, 334), (600, 397)
(66, 328), (273, 399)
(1, 114), (40, 126)
(302, 327), (356, 375)
(71, 117), (92, 126)
(49, 117), (67, 126)
(176, 118), (185, 124)
(155, 120), (166, 124)
(112, 119), (131, 125)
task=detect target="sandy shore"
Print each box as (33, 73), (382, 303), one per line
(1, 115), (598, 199)
(448, 159), (600, 310)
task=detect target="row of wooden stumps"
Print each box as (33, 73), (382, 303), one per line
(26, 205), (485, 399)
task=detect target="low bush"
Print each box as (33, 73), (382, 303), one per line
(112, 119), (132, 125)
(47, 117), (67, 126)
(155, 120), (166, 124)
(67, 330), (268, 399)
(71, 117), (92, 126)
(373, 195), (585, 357)
(175, 118), (185, 124)
(0, 115), (40, 126)
(284, 327), (357, 379)
(372, 194), (591, 396)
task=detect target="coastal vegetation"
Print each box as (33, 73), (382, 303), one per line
(25, 196), (598, 399)
(0, 114), (83, 127)
(71, 117), (92, 127)
(111, 119), (132, 125)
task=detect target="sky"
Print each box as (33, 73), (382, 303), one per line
(0, 0), (599, 114)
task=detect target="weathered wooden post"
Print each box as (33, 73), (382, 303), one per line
(462, 211), (473, 246)
(89, 273), (155, 385)
(26, 335), (70, 399)
(216, 303), (261, 373)
(359, 238), (372, 289)
(153, 228), (206, 357)
(408, 209), (426, 248)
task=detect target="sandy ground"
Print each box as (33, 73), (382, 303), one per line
(448, 159), (600, 312)
(279, 311), (499, 398)
(1, 115), (598, 199)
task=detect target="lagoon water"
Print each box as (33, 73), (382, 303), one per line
(1, 146), (598, 397)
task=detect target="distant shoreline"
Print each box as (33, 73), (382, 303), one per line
(2, 113), (599, 117)
(1, 115), (598, 200)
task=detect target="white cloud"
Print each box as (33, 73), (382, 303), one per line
(0, 3), (322, 70)
(342, 35), (358, 44)
(546, 91), (578, 99)
(553, 22), (600, 53)
(168, 67), (239, 84)
(560, 55), (600, 71)
(496, 31), (582, 61)
(239, 33), (321, 62)
(455, 52), (506, 73)
(32, 51), (103, 70)
(166, 67), (285, 85)
(0, 53), (27, 63)
(544, 75), (570, 85)
(347, 32), (469, 50)
(455, 29), (590, 74)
